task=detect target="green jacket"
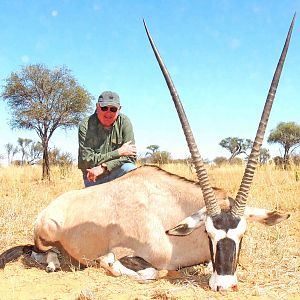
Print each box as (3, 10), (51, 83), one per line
(78, 113), (136, 175)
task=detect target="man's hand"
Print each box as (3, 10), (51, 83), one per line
(86, 165), (107, 182)
(118, 140), (137, 156)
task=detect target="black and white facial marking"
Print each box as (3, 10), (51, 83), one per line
(205, 211), (247, 291)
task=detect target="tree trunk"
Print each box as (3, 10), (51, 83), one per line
(42, 137), (50, 180)
(283, 146), (290, 170)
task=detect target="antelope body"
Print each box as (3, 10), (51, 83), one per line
(0, 166), (288, 285)
(34, 166), (225, 269)
(0, 15), (295, 291)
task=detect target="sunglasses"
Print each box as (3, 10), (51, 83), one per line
(100, 106), (118, 112)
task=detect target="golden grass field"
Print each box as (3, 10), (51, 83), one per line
(0, 164), (299, 300)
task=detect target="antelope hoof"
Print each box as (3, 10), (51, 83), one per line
(46, 262), (56, 272)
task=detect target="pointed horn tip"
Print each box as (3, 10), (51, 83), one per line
(143, 19), (147, 28)
(143, 19), (150, 35)
(291, 12), (296, 26)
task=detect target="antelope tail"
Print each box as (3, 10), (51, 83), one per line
(0, 245), (34, 269)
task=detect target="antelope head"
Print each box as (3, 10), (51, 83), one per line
(144, 14), (295, 291)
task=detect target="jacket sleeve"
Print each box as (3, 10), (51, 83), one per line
(104, 116), (136, 171)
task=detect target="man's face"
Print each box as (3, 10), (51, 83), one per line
(96, 104), (120, 128)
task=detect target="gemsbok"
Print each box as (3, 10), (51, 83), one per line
(0, 15), (295, 291)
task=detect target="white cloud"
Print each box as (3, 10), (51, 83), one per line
(51, 10), (58, 17)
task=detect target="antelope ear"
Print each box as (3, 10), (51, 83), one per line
(244, 206), (290, 226)
(166, 208), (207, 236)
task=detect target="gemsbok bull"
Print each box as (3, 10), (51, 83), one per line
(0, 15), (295, 291)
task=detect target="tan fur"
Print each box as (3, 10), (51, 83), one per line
(34, 166), (227, 270)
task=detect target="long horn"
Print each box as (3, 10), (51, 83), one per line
(143, 19), (221, 216)
(231, 14), (296, 217)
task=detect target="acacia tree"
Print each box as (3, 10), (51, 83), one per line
(4, 143), (14, 164)
(28, 141), (43, 165)
(219, 137), (253, 161)
(2, 64), (93, 179)
(268, 122), (300, 169)
(259, 147), (271, 165)
(4, 143), (19, 164)
(17, 137), (32, 164)
(146, 145), (160, 156)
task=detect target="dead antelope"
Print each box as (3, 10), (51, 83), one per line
(0, 15), (295, 291)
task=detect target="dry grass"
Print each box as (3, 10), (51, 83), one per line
(0, 164), (299, 299)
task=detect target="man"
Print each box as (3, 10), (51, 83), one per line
(78, 91), (137, 187)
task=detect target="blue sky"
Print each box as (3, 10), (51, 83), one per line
(0, 0), (299, 165)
